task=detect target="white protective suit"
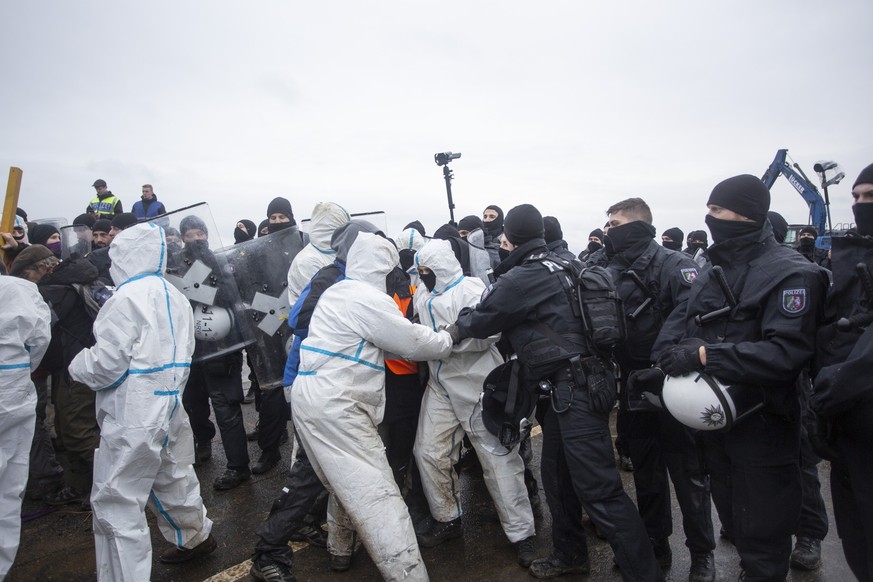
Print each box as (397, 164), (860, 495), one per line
(291, 233), (454, 582)
(0, 277), (50, 579)
(69, 223), (212, 582)
(412, 240), (534, 542)
(286, 202), (350, 305)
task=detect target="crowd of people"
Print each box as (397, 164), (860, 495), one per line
(0, 166), (871, 582)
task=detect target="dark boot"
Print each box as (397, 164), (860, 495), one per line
(416, 517), (462, 548)
(790, 536), (822, 570)
(689, 552), (716, 582)
(529, 554), (590, 579)
(515, 536), (537, 568)
(159, 533), (217, 564)
(252, 449), (281, 475)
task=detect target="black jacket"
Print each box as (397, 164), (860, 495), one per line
(654, 223), (828, 415)
(812, 233), (873, 417)
(456, 238), (586, 380)
(607, 239), (698, 371)
(547, 239), (576, 262)
(38, 258), (99, 372)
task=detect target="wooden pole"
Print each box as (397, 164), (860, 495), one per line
(1, 167), (23, 265)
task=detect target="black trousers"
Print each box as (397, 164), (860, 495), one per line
(540, 382), (663, 581)
(183, 352), (250, 473)
(830, 401), (873, 582)
(255, 432), (327, 566)
(621, 409), (715, 554)
(258, 386), (290, 454)
(703, 410), (801, 582)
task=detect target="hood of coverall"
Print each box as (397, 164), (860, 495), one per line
(109, 222), (167, 286)
(397, 227), (427, 252)
(331, 220), (381, 264)
(415, 239), (464, 295)
(346, 232), (398, 294)
(309, 202), (351, 253)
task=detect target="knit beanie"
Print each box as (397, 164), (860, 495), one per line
(687, 230), (708, 244)
(266, 197), (295, 223)
(853, 163), (873, 188)
(29, 224), (60, 246)
(111, 213), (139, 231)
(799, 225), (818, 238)
(767, 211), (789, 243)
(403, 220), (426, 237)
(92, 219), (112, 234)
(589, 228), (604, 241)
(707, 174), (770, 224)
(503, 204), (544, 246)
(73, 213), (96, 228)
(543, 216), (563, 244)
(457, 215), (482, 232)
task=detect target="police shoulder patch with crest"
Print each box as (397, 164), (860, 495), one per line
(780, 288), (808, 316)
(679, 267), (699, 286)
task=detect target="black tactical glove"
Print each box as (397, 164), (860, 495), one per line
(657, 338), (706, 377)
(584, 357), (617, 414)
(806, 412), (841, 462)
(439, 324), (462, 345)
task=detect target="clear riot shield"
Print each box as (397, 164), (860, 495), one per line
(301, 211), (388, 235)
(60, 224), (92, 260)
(159, 202), (255, 363)
(221, 226), (307, 389)
(466, 228), (493, 286)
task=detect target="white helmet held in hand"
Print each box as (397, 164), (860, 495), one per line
(661, 372), (765, 432)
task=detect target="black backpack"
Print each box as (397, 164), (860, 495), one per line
(71, 281), (114, 320)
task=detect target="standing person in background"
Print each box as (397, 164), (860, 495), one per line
(482, 204), (504, 267)
(0, 273), (51, 580)
(132, 184), (167, 220)
(87, 179), (123, 218)
(578, 229), (605, 263)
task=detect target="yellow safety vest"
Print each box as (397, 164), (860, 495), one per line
(89, 194), (120, 218)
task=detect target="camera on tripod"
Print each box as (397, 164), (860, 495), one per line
(434, 151), (462, 166)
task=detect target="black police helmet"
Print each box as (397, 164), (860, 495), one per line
(481, 361), (536, 448)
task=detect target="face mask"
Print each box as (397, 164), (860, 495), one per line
(799, 238), (816, 252)
(498, 247), (510, 262)
(853, 203), (873, 237)
(398, 249), (415, 273)
(420, 270), (437, 293)
(587, 240), (602, 253)
(46, 241), (63, 258)
(185, 239), (210, 254)
(604, 221), (656, 255)
(268, 221), (293, 234)
(688, 242), (707, 253)
(483, 215), (503, 235)
(662, 240), (682, 251)
(705, 215), (761, 244)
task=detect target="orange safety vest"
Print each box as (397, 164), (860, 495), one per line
(385, 287), (419, 376)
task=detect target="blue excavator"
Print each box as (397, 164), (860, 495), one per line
(761, 149), (845, 249)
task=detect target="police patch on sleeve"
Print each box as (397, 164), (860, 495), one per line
(680, 267), (699, 286)
(781, 288), (808, 316)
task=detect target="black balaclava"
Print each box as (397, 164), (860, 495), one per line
(16, 207), (28, 222)
(686, 230), (708, 252)
(180, 215), (210, 253)
(457, 215), (482, 234)
(587, 228), (604, 253)
(798, 225), (817, 253)
(705, 174), (770, 244)
(852, 163), (873, 236)
(266, 197), (296, 224)
(498, 247), (511, 262)
(399, 248), (416, 273)
(543, 216), (563, 244)
(605, 221), (656, 258)
(767, 211), (789, 244)
(30, 224), (62, 257)
(258, 219), (270, 237)
(483, 205), (504, 236)
(503, 204), (544, 246)
(234, 219), (256, 244)
(661, 227), (683, 251)
(420, 270), (437, 292)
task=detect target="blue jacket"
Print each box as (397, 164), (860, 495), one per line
(131, 196), (167, 220)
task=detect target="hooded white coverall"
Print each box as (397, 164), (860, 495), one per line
(291, 233), (454, 582)
(412, 240), (535, 543)
(69, 223), (212, 582)
(0, 276), (50, 579)
(286, 202), (350, 305)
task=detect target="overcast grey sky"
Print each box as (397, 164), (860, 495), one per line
(2, 0), (871, 251)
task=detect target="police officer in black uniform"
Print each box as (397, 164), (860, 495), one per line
(654, 175), (828, 582)
(604, 197), (716, 581)
(453, 204), (662, 581)
(811, 162), (873, 582)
